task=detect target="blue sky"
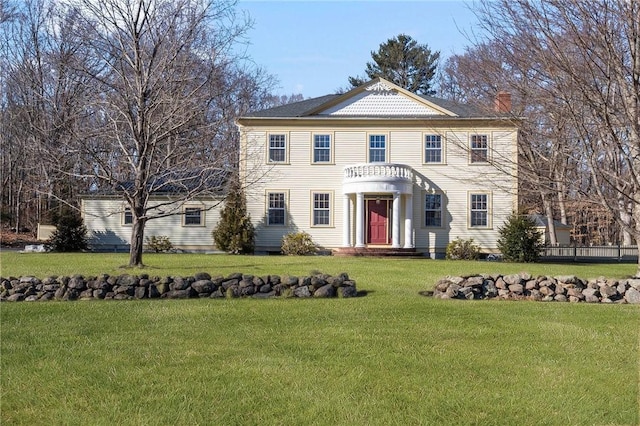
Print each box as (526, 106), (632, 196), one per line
(237, 0), (479, 98)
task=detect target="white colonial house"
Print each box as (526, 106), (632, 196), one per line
(237, 78), (519, 257)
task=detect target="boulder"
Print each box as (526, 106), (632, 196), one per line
(624, 287), (640, 304)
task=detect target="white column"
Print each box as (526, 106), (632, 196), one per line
(404, 194), (414, 248)
(355, 192), (365, 248)
(342, 194), (351, 247)
(392, 192), (401, 248)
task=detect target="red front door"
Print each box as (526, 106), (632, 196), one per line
(368, 200), (389, 244)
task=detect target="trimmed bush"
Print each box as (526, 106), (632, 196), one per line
(281, 232), (317, 255)
(497, 213), (544, 262)
(445, 237), (480, 260)
(146, 235), (173, 253)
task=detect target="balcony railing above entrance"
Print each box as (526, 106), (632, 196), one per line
(343, 163), (413, 183)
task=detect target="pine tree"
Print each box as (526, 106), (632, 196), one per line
(212, 179), (255, 254)
(348, 34), (440, 95)
(497, 213), (544, 262)
(47, 209), (88, 252)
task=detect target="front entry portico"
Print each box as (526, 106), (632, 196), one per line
(342, 163), (415, 250)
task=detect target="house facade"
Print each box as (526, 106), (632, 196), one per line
(237, 78), (519, 257)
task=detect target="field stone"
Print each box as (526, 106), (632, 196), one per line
(624, 287), (640, 304)
(314, 284), (335, 298)
(293, 286), (311, 298)
(192, 280), (214, 294)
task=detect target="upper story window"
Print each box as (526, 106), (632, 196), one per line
(369, 135), (386, 163)
(470, 193), (489, 227)
(470, 134), (489, 163)
(424, 135), (442, 163)
(424, 193), (442, 227)
(313, 134), (331, 163)
(267, 192), (286, 225)
(183, 206), (204, 226)
(268, 134), (287, 163)
(123, 207), (133, 225)
(312, 192), (331, 226)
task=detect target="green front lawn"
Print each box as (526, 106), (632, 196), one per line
(1, 253), (639, 425)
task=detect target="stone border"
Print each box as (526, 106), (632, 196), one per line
(429, 273), (640, 304)
(0, 272), (357, 302)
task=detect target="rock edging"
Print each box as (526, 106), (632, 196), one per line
(431, 273), (640, 304)
(0, 272), (357, 302)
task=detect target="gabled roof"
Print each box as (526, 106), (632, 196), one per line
(241, 78), (499, 120)
(529, 214), (571, 229)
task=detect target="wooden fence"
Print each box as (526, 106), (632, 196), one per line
(541, 245), (638, 262)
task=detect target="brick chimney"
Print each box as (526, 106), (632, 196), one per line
(495, 91), (512, 113)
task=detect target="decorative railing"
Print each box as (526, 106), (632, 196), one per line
(343, 163), (414, 182)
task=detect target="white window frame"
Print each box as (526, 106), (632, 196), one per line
(469, 192), (491, 228)
(267, 191), (287, 226)
(183, 205), (205, 227)
(368, 134), (387, 163)
(311, 191), (333, 227)
(312, 134), (332, 164)
(470, 134), (489, 163)
(424, 134), (444, 164)
(424, 192), (443, 228)
(268, 133), (288, 163)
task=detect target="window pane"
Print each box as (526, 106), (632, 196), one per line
(425, 194), (442, 227)
(269, 134), (286, 162)
(471, 134), (488, 163)
(268, 193), (285, 225)
(123, 208), (133, 225)
(425, 135), (442, 163)
(314, 135), (331, 163)
(313, 193), (330, 225)
(369, 135), (386, 163)
(470, 194), (488, 227)
(184, 207), (202, 225)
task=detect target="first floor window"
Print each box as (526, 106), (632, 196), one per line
(269, 134), (286, 163)
(313, 134), (331, 163)
(470, 194), (488, 227)
(425, 193), (442, 227)
(470, 134), (488, 163)
(184, 207), (204, 226)
(424, 135), (442, 163)
(369, 135), (386, 162)
(313, 192), (331, 226)
(268, 192), (286, 225)
(123, 207), (133, 225)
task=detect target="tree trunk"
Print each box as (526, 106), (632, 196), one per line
(129, 217), (146, 267)
(542, 194), (557, 246)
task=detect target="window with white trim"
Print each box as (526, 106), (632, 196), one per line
(369, 135), (386, 163)
(470, 193), (489, 227)
(268, 134), (287, 163)
(183, 206), (204, 226)
(313, 134), (331, 163)
(424, 135), (442, 163)
(470, 134), (488, 163)
(424, 193), (442, 227)
(312, 192), (331, 226)
(123, 207), (133, 225)
(267, 192), (286, 225)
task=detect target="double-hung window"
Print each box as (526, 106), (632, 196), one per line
(184, 207), (204, 226)
(424, 135), (442, 163)
(123, 207), (133, 225)
(313, 134), (331, 163)
(312, 192), (331, 226)
(424, 193), (442, 227)
(267, 192), (286, 225)
(470, 193), (489, 227)
(269, 134), (287, 163)
(369, 135), (386, 163)
(470, 134), (488, 163)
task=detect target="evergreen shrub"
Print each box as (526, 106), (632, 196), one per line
(497, 213), (544, 262)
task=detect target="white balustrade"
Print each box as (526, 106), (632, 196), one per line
(343, 163), (413, 182)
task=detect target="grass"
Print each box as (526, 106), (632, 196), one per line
(1, 252), (639, 425)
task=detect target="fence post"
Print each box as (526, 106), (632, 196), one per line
(573, 244), (577, 262)
(618, 244), (621, 262)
